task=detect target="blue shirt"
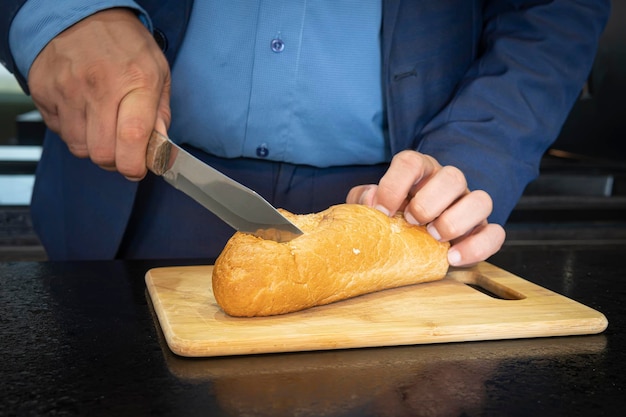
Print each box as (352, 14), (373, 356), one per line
(10, 0), (389, 167)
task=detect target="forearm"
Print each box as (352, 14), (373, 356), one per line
(417, 0), (611, 224)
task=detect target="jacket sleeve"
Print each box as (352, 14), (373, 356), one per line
(416, 0), (611, 224)
(0, 0), (28, 90)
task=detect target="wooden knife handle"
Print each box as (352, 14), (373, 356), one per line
(146, 130), (172, 176)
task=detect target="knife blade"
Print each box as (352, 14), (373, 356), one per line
(145, 130), (303, 242)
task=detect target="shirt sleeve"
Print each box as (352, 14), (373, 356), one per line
(415, 0), (611, 224)
(9, 0), (152, 83)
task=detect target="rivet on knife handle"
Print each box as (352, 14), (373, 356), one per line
(146, 130), (173, 176)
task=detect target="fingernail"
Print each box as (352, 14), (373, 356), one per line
(448, 248), (462, 266)
(375, 205), (390, 216)
(404, 211), (419, 225)
(427, 223), (441, 241)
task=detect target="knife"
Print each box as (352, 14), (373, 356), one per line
(145, 130), (303, 242)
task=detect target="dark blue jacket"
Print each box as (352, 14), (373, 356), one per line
(0, 0), (611, 259)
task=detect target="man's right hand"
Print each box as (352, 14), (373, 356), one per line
(28, 7), (171, 180)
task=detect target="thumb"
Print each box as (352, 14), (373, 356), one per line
(154, 118), (168, 137)
(115, 89), (160, 180)
(155, 76), (172, 134)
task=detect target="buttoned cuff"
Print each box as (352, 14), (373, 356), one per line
(8, 0), (152, 81)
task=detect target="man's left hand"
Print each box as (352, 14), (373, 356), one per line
(346, 150), (506, 267)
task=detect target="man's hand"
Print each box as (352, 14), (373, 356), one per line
(28, 8), (171, 180)
(347, 150), (506, 267)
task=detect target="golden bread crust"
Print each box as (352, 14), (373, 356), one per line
(212, 204), (450, 317)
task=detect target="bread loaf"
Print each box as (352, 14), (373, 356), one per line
(212, 204), (450, 317)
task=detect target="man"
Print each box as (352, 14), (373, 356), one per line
(0, 0), (610, 263)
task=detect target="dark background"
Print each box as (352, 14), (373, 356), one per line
(550, 0), (626, 164)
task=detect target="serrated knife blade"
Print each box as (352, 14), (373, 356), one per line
(145, 130), (303, 243)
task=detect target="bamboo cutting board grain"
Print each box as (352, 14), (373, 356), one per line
(145, 262), (607, 357)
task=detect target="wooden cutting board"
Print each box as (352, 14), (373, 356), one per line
(145, 262), (607, 357)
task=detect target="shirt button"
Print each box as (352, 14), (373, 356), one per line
(270, 38), (285, 53)
(256, 144), (269, 158)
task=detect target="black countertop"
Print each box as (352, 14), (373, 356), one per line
(2, 243), (625, 417)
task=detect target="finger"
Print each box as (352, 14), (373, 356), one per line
(35, 66), (90, 158)
(374, 151), (439, 216)
(404, 165), (467, 225)
(156, 77), (172, 132)
(149, 84), (172, 154)
(85, 97), (118, 170)
(30, 70), (90, 159)
(57, 105), (89, 159)
(154, 116), (169, 137)
(116, 88), (161, 180)
(446, 223), (506, 267)
(426, 189), (493, 242)
(36, 109), (61, 140)
(346, 185), (378, 206)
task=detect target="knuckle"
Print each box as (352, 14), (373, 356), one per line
(122, 61), (164, 90)
(38, 112), (59, 132)
(473, 240), (493, 261)
(392, 150), (421, 169)
(66, 143), (89, 158)
(89, 148), (115, 166)
(83, 62), (109, 89)
(469, 224), (506, 261)
(118, 123), (151, 145)
(488, 223), (507, 248)
(121, 165), (146, 180)
(438, 215), (461, 239)
(473, 189), (493, 208)
(80, 62), (118, 99)
(473, 242), (496, 263)
(82, 59), (164, 96)
(440, 165), (467, 190)
(408, 199), (435, 223)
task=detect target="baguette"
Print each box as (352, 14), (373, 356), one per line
(212, 204), (450, 317)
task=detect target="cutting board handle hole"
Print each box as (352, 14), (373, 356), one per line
(464, 283), (517, 300)
(449, 269), (526, 300)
